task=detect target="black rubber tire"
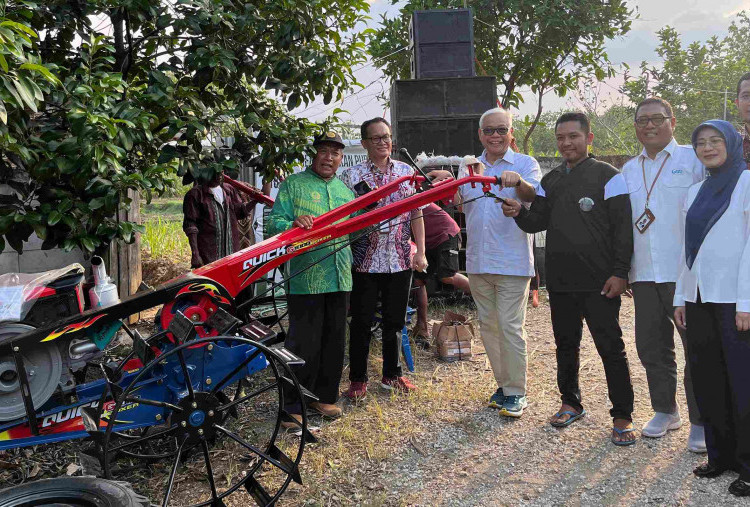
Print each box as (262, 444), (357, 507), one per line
(0, 477), (150, 507)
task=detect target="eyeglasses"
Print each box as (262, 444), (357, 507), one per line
(635, 116), (672, 127)
(481, 127), (509, 136)
(365, 135), (392, 144)
(695, 137), (726, 149)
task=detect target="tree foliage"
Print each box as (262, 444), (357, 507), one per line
(622, 11), (750, 142)
(0, 0), (370, 254)
(369, 0), (634, 152)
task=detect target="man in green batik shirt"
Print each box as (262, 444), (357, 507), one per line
(267, 131), (354, 427)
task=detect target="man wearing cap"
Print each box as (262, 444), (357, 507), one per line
(267, 131), (355, 428)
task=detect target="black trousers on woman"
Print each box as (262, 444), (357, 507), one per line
(349, 270), (412, 382)
(685, 295), (750, 481)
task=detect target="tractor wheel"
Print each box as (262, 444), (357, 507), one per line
(0, 477), (149, 506)
(102, 335), (309, 507)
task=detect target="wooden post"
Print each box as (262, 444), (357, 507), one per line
(106, 189), (142, 324)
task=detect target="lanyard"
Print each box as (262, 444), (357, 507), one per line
(641, 153), (670, 209)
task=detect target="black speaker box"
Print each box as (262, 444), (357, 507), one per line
(391, 77), (496, 120)
(394, 117), (484, 158)
(410, 9), (475, 79)
(391, 76), (497, 157)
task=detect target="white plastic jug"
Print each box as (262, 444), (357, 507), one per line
(89, 256), (120, 308)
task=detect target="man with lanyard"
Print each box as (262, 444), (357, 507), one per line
(502, 112), (636, 445)
(266, 131), (355, 427)
(737, 72), (750, 169)
(183, 170), (257, 268)
(428, 107), (540, 417)
(621, 98), (706, 451)
(340, 118), (427, 399)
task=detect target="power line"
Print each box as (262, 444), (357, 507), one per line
(353, 45), (409, 72)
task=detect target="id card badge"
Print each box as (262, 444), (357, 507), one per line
(635, 208), (656, 233)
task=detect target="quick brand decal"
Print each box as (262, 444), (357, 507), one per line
(176, 282), (231, 305)
(0, 400), (138, 441)
(42, 314), (108, 342)
(240, 246), (287, 284)
(42, 400), (108, 428)
(287, 235), (332, 254)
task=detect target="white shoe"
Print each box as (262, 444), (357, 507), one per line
(642, 412), (682, 438)
(688, 424), (707, 453)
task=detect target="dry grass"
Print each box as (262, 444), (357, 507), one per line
(274, 298), (496, 506)
(141, 217), (190, 261)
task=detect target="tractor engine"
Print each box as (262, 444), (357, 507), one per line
(0, 261), (117, 422)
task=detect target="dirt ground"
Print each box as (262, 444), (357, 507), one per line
(2, 292), (747, 506)
(274, 292), (747, 507)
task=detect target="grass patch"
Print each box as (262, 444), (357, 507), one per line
(141, 198), (184, 221)
(142, 216), (190, 261)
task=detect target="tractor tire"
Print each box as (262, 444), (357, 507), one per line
(0, 476), (150, 507)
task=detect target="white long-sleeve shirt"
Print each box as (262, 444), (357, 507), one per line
(623, 139), (705, 283)
(674, 171), (750, 312)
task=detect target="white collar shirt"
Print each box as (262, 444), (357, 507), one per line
(458, 148), (541, 276)
(209, 185), (225, 206)
(622, 138), (705, 283)
(674, 171), (750, 312)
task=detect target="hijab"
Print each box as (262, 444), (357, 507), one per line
(685, 120), (746, 268)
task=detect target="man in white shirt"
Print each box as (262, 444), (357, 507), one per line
(622, 97), (705, 451)
(430, 108), (540, 417)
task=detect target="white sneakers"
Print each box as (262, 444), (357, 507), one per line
(642, 411), (682, 438)
(641, 412), (707, 453)
(688, 424), (707, 453)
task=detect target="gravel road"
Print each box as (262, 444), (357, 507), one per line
(340, 295), (748, 506)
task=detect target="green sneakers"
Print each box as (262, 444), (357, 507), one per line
(499, 395), (528, 418)
(488, 388), (505, 409)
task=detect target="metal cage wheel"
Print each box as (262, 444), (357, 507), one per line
(101, 335), (308, 507)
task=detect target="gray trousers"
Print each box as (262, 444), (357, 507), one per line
(632, 282), (700, 424)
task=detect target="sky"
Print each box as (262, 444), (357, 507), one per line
(293, 0), (749, 128)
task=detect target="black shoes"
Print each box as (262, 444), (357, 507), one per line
(729, 478), (750, 497)
(694, 462), (750, 497)
(693, 462), (729, 478)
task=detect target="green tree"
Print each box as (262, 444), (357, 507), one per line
(0, 0), (370, 254)
(369, 0), (634, 153)
(622, 11), (750, 143)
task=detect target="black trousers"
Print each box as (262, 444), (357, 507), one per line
(283, 291), (349, 414)
(349, 270), (412, 382)
(685, 296), (750, 481)
(549, 291), (634, 421)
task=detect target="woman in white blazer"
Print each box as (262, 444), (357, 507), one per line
(674, 119), (750, 497)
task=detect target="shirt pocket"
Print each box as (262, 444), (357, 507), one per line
(623, 169), (643, 194)
(662, 170), (694, 189)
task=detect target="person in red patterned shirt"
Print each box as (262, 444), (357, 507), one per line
(736, 72), (750, 169)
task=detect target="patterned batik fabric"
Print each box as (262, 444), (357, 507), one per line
(340, 158), (425, 273)
(266, 169), (355, 295)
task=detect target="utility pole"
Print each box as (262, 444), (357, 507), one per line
(724, 88), (728, 120)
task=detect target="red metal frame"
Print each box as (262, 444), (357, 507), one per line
(223, 175), (275, 207)
(193, 173), (501, 297)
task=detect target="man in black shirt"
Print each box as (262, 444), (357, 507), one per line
(502, 112), (636, 445)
